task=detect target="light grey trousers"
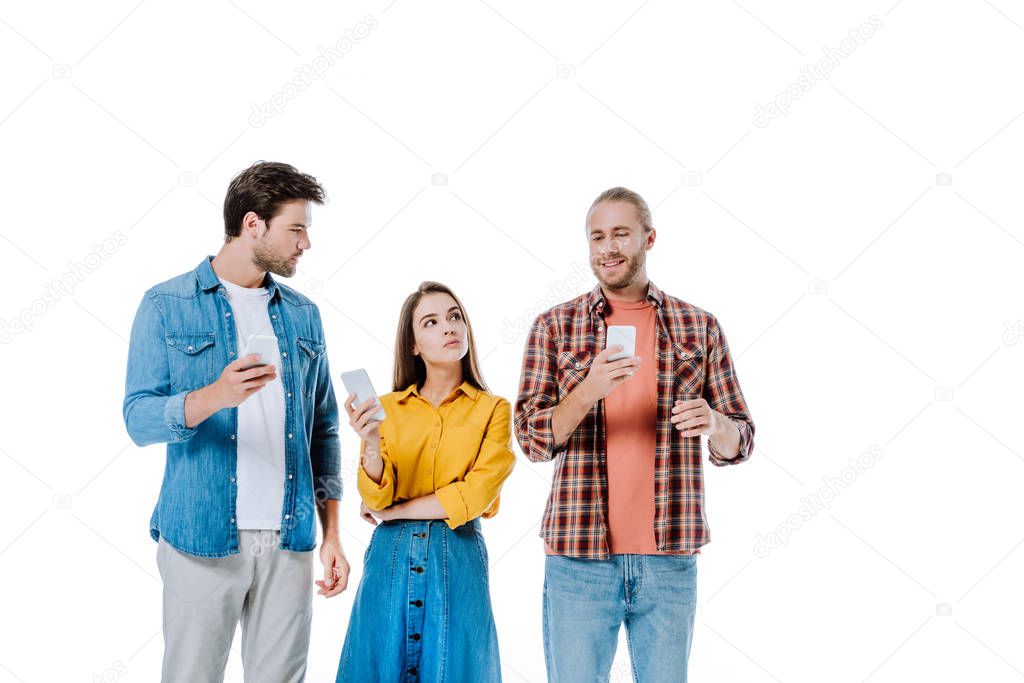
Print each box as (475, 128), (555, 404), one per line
(156, 530), (314, 683)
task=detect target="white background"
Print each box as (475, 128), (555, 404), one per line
(2, 1), (1023, 681)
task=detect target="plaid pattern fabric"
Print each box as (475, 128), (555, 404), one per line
(514, 281), (754, 558)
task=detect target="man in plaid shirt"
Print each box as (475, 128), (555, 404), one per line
(514, 187), (754, 682)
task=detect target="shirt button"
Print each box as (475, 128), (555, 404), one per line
(272, 314), (277, 320)
(230, 434), (236, 440)
(187, 345), (194, 351)
(282, 351), (287, 358)
(575, 362), (583, 370)
(408, 666), (418, 675)
(230, 476), (236, 483)
(410, 633), (421, 641)
(230, 517), (235, 524)
(284, 514), (290, 520)
(287, 474), (293, 480)
(286, 392), (292, 398)
(225, 312), (231, 318)
(229, 350), (235, 356)
(410, 599), (423, 607)
(288, 433), (293, 439)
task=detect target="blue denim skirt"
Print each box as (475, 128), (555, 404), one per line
(336, 518), (502, 682)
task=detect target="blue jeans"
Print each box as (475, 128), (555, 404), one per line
(543, 554), (698, 682)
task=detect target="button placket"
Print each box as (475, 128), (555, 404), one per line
(405, 523), (429, 680)
(267, 301), (296, 538)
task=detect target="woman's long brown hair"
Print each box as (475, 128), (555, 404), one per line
(393, 281), (489, 393)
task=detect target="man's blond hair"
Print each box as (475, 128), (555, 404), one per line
(588, 186), (653, 232)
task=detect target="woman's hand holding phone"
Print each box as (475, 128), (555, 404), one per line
(344, 394), (383, 444)
(346, 393), (387, 486)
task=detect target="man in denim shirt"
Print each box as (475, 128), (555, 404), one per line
(123, 161), (349, 682)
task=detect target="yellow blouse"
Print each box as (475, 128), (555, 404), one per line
(357, 380), (516, 530)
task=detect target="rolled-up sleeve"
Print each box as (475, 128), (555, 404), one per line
(703, 314), (755, 466)
(435, 398), (516, 530)
(513, 316), (568, 463)
(357, 437), (397, 511)
(123, 292), (198, 447)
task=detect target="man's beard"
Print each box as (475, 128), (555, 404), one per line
(592, 249), (644, 290)
(253, 241), (297, 278)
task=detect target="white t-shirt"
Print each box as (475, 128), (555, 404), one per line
(220, 278), (286, 530)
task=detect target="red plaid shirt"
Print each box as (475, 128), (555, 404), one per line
(514, 282), (754, 559)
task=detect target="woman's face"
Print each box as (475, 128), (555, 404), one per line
(411, 292), (469, 366)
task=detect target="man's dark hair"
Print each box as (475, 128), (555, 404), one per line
(223, 161), (326, 239)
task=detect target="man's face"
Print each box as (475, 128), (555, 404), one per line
(586, 200), (653, 290)
(251, 199), (312, 278)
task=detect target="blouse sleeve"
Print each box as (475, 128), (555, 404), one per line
(357, 436), (397, 511)
(435, 397), (517, 529)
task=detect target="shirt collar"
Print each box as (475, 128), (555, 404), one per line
(196, 255), (280, 301)
(587, 280), (663, 313)
(397, 380), (480, 404)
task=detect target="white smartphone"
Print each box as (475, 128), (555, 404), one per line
(606, 325), (636, 361)
(340, 369), (386, 422)
(240, 334), (278, 370)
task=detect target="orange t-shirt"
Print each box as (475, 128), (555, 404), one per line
(604, 299), (665, 554)
(545, 298), (694, 556)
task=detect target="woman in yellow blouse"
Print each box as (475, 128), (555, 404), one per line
(335, 281), (515, 683)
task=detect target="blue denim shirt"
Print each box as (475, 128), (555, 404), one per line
(123, 256), (342, 557)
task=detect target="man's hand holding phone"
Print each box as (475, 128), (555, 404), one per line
(550, 345), (641, 448)
(212, 355), (278, 408)
(578, 345), (641, 404)
(183, 355), (277, 428)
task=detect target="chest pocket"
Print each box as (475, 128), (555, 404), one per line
(673, 343), (705, 397)
(166, 332), (218, 391)
(295, 337), (325, 398)
(556, 348), (592, 399)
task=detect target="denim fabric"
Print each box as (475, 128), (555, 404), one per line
(337, 519), (501, 682)
(543, 553), (698, 682)
(123, 255), (342, 557)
